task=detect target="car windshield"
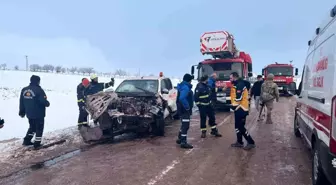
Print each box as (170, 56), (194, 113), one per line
(115, 80), (158, 94)
(266, 67), (293, 76)
(199, 62), (243, 81)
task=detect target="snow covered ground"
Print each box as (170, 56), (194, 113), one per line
(0, 71), (193, 141)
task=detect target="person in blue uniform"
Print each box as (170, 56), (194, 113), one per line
(194, 75), (222, 138)
(19, 75), (50, 149)
(175, 74), (194, 149)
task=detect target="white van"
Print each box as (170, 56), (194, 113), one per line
(294, 5), (336, 185)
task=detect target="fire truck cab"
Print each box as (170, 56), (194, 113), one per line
(190, 31), (253, 111)
(262, 62), (298, 95)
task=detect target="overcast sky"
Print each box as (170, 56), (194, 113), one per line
(0, 1), (334, 77)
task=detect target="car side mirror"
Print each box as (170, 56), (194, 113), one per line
(295, 68), (298, 76)
(248, 72), (253, 77)
(162, 88), (169, 94)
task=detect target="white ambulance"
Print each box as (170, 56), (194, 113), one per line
(294, 5), (336, 185)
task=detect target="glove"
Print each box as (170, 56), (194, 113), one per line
(19, 112), (25, 118)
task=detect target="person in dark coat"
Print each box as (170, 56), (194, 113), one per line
(250, 75), (264, 112)
(77, 78), (90, 128)
(85, 74), (115, 96)
(19, 75), (50, 149)
(175, 74), (194, 149)
(194, 75), (222, 138)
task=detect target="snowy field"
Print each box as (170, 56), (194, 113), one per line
(0, 70), (195, 141)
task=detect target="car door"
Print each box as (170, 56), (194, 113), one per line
(160, 79), (170, 118)
(165, 78), (177, 112)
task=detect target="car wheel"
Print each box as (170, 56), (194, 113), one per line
(294, 115), (301, 137)
(312, 140), (329, 185)
(173, 112), (180, 120)
(155, 115), (165, 136)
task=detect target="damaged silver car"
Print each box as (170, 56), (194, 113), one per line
(79, 80), (168, 142)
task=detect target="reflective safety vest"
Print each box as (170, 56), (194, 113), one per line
(230, 79), (249, 111)
(194, 82), (211, 106)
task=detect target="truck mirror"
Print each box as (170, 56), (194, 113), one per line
(262, 69), (264, 75)
(191, 66), (195, 75)
(295, 68), (298, 76)
(248, 72), (253, 77)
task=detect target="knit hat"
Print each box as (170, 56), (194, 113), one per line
(183, 74), (193, 82)
(82, 78), (90, 87)
(30, 75), (41, 85)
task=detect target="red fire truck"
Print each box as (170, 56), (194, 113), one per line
(191, 31), (253, 111)
(262, 62), (298, 95)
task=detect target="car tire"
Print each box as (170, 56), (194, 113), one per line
(294, 115), (301, 137)
(312, 140), (329, 185)
(173, 112), (180, 120)
(155, 115), (165, 136)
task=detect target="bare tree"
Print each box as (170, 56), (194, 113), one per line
(86, 67), (94, 75)
(30, 64), (41, 72)
(69, 67), (77, 73)
(42, 64), (54, 72)
(61, 67), (66, 73)
(0, 64), (7, 70)
(55, 65), (62, 73)
(14, 65), (19, 70)
(114, 69), (127, 76)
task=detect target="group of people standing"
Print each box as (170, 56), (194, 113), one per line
(175, 72), (280, 150)
(14, 72), (278, 150)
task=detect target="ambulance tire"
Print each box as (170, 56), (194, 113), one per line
(293, 114), (301, 137)
(312, 139), (329, 185)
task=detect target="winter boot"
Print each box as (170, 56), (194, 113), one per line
(243, 143), (256, 150)
(181, 142), (193, 149)
(180, 136), (193, 149)
(231, 141), (244, 148)
(201, 130), (206, 138)
(211, 128), (222, 137)
(176, 131), (182, 144)
(22, 139), (34, 146)
(33, 142), (43, 150)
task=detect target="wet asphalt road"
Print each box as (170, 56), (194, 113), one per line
(2, 97), (313, 185)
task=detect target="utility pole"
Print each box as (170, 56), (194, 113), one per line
(25, 55), (28, 71)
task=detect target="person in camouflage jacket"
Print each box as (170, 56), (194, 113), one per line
(260, 73), (279, 124)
